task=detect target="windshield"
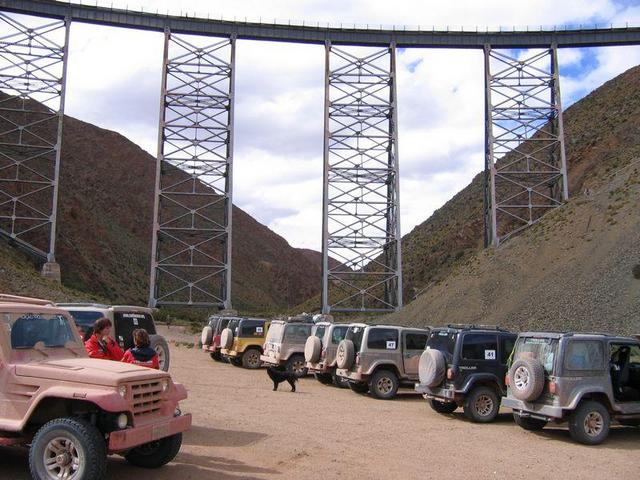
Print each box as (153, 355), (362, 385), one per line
(513, 337), (559, 374)
(265, 322), (284, 343)
(345, 325), (365, 352)
(426, 330), (458, 361)
(2, 313), (79, 349)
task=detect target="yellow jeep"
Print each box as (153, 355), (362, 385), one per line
(220, 318), (270, 369)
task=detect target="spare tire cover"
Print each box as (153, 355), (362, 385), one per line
(220, 328), (234, 349)
(336, 339), (355, 370)
(305, 336), (321, 363)
(418, 349), (446, 387)
(509, 358), (545, 402)
(201, 326), (213, 346)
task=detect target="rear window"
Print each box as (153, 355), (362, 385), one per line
(266, 322), (284, 342)
(217, 318), (231, 334)
(426, 330), (458, 361)
(284, 323), (312, 342)
(114, 312), (156, 351)
(405, 332), (428, 351)
(513, 337), (558, 374)
(501, 336), (516, 364)
(331, 326), (348, 344)
(68, 310), (103, 330)
(345, 326), (365, 352)
(564, 340), (604, 371)
(314, 325), (326, 340)
(462, 333), (498, 361)
(228, 319), (240, 335)
(239, 320), (266, 337)
(367, 328), (398, 350)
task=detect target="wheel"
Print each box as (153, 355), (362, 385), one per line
(125, 433), (182, 468)
(463, 386), (500, 423)
(230, 357), (243, 367)
(569, 400), (610, 445)
(418, 349), (446, 387)
(429, 398), (458, 414)
(286, 354), (308, 378)
(369, 369), (399, 400)
(332, 369), (349, 389)
(314, 372), (333, 385)
(348, 382), (369, 394)
(508, 358), (545, 402)
(242, 348), (262, 369)
(29, 417), (107, 480)
(210, 351), (223, 362)
(513, 413), (547, 431)
(150, 335), (170, 371)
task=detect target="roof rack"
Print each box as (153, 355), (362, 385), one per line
(446, 323), (508, 332)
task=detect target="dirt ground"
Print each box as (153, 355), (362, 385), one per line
(1, 343), (638, 479)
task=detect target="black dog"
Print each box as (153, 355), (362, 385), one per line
(267, 366), (297, 392)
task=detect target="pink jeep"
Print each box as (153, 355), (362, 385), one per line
(0, 295), (191, 479)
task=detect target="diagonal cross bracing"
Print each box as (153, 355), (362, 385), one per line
(321, 43), (402, 313)
(0, 12), (68, 260)
(149, 29), (235, 308)
(484, 45), (568, 247)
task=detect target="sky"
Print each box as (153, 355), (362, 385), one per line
(20, 1), (640, 251)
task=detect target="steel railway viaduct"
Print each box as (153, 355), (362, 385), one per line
(0, 0), (639, 313)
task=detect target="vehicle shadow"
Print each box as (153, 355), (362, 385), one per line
(527, 425), (640, 450)
(183, 425), (268, 448)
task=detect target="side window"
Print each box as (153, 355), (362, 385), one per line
(501, 336), (516, 364)
(565, 341), (604, 370)
(462, 334), (498, 361)
(315, 326), (326, 339)
(405, 333), (429, 351)
(630, 345), (640, 364)
(331, 326), (348, 344)
(367, 329), (398, 350)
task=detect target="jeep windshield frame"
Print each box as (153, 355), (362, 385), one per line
(512, 336), (559, 375)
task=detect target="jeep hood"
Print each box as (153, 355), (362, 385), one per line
(15, 358), (168, 387)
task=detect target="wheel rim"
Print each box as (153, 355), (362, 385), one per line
(247, 351), (260, 367)
(293, 360), (305, 375)
(43, 436), (83, 480)
(155, 344), (167, 370)
(513, 366), (530, 391)
(474, 394), (494, 417)
(584, 411), (604, 437)
(377, 376), (393, 394)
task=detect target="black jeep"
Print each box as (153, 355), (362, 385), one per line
(415, 325), (517, 422)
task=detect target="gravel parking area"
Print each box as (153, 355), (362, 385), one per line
(1, 344), (638, 479)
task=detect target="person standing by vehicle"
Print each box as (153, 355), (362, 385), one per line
(85, 317), (124, 361)
(121, 328), (160, 369)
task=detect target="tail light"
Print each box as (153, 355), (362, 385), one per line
(549, 381), (557, 395)
(505, 374), (510, 386)
(321, 348), (326, 359)
(355, 354), (360, 366)
(447, 368), (454, 380)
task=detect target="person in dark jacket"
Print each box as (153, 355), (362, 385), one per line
(84, 317), (125, 361)
(121, 328), (159, 369)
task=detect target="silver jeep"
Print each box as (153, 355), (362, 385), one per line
(503, 332), (640, 445)
(260, 318), (314, 377)
(305, 322), (350, 388)
(336, 324), (429, 400)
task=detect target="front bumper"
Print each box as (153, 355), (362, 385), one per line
(108, 413), (192, 452)
(415, 383), (456, 400)
(502, 397), (563, 420)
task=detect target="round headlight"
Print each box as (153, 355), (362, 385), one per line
(161, 379), (170, 392)
(117, 413), (128, 429)
(118, 385), (127, 398)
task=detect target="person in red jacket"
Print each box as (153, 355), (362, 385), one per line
(121, 329), (159, 369)
(84, 317), (124, 361)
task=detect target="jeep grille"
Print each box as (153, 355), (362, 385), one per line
(131, 381), (162, 418)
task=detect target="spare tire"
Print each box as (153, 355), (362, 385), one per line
(150, 335), (171, 372)
(305, 336), (321, 363)
(509, 358), (545, 402)
(418, 348), (446, 387)
(336, 339), (355, 369)
(220, 328), (234, 350)
(201, 326), (213, 346)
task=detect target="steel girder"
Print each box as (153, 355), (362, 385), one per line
(0, 12), (68, 260)
(149, 30), (235, 308)
(484, 45), (568, 247)
(321, 42), (402, 313)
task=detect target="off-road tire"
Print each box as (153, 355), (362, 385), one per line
(150, 335), (170, 371)
(348, 382), (369, 394)
(314, 372), (333, 385)
(286, 354), (308, 378)
(418, 349), (446, 388)
(210, 351), (223, 362)
(513, 413), (547, 431)
(568, 400), (610, 445)
(336, 339), (355, 369)
(30, 417), (107, 480)
(220, 328), (234, 350)
(305, 336), (322, 363)
(508, 358), (545, 402)
(124, 433), (182, 468)
(230, 357), (243, 367)
(463, 386), (500, 423)
(369, 369), (399, 400)
(242, 348), (262, 369)
(332, 369), (349, 389)
(429, 399), (458, 414)
(201, 326), (213, 346)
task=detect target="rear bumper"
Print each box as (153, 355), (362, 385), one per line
(336, 369), (366, 382)
(415, 383), (456, 400)
(260, 354), (281, 365)
(502, 397), (563, 420)
(307, 361), (330, 373)
(223, 349), (240, 358)
(108, 413), (192, 453)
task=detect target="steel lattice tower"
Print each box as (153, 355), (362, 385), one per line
(0, 12), (69, 263)
(321, 42), (402, 313)
(149, 30), (235, 308)
(484, 45), (568, 247)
